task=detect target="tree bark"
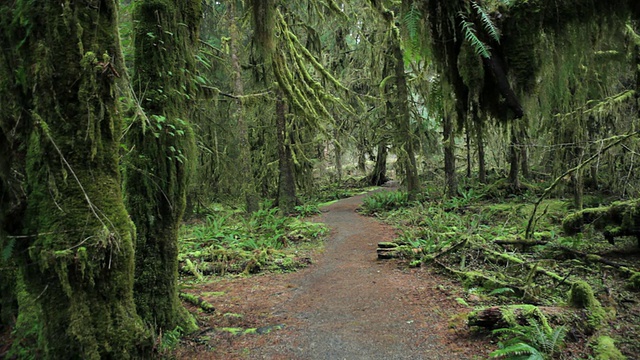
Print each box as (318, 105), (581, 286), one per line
(508, 121), (521, 190)
(474, 110), (487, 183)
(444, 115), (458, 197)
(12, 2), (151, 357)
(276, 91), (298, 214)
(127, 0), (200, 333)
(391, 27), (421, 200)
(229, 1), (259, 213)
(368, 143), (389, 186)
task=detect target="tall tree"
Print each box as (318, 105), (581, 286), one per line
(2, 1), (150, 357)
(126, 0), (201, 332)
(370, 0), (421, 198)
(228, 0), (260, 213)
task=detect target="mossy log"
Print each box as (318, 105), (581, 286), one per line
(562, 199), (640, 246)
(480, 247), (572, 286)
(377, 243), (421, 260)
(468, 305), (553, 330)
(554, 245), (640, 280)
(433, 260), (525, 296)
(179, 292), (215, 314)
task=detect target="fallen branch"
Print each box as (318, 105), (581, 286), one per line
(179, 292), (215, 314)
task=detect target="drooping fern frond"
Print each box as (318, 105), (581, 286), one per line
(472, 1), (500, 43)
(459, 12), (491, 58)
(402, 1), (422, 57)
(490, 342), (544, 360)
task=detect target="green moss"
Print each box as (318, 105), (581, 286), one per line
(127, 0), (201, 334)
(627, 272), (640, 291)
(14, 2), (152, 358)
(593, 336), (626, 360)
(568, 281), (608, 331)
(568, 281), (598, 309)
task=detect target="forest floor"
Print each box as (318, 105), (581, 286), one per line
(176, 186), (494, 359)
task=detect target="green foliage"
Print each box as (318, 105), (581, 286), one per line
(491, 318), (566, 359)
(158, 326), (183, 353)
(458, 12), (491, 58)
(360, 191), (410, 214)
(179, 203), (327, 277)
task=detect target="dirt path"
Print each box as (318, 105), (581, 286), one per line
(178, 192), (491, 359)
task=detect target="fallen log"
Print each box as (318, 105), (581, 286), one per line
(468, 304), (562, 330)
(562, 199), (640, 246)
(433, 260), (526, 297)
(179, 292), (215, 314)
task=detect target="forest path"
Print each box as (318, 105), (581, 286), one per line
(179, 189), (490, 359)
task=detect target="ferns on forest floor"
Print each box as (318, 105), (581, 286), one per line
(178, 203), (328, 278)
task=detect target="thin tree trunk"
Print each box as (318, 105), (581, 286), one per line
(474, 110), (487, 183)
(509, 121), (521, 190)
(334, 129), (343, 183)
(466, 121), (472, 178)
(276, 91), (298, 214)
(444, 115), (458, 197)
(230, 1), (259, 213)
(519, 126), (530, 179)
(13, 2), (151, 357)
(127, 0), (200, 333)
(391, 13), (420, 200)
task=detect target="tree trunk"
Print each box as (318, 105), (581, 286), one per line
(230, 1), (259, 213)
(444, 115), (458, 197)
(127, 0), (200, 333)
(519, 126), (530, 179)
(13, 2), (151, 357)
(466, 121), (472, 178)
(368, 143), (389, 186)
(276, 91), (298, 214)
(392, 31), (421, 200)
(474, 111), (487, 183)
(508, 122), (521, 190)
(334, 128), (343, 183)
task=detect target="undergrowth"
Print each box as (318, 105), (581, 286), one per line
(360, 180), (639, 359)
(179, 201), (328, 278)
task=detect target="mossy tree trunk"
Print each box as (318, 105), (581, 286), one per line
(508, 121), (521, 190)
(391, 27), (421, 200)
(0, 9), (27, 328)
(276, 90), (298, 214)
(444, 114), (458, 197)
(127, 0), (201, 333)
(229, 0), (259, 214)
(369, 143), (389, 186)
(473, 107), (487, 183)
(8, 2), (150, 358)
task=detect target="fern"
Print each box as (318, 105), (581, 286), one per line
(458, 12), (491, 58)
(472, 1), (500, 43)
(490, 342), (544, 360)
(491, 318), (566, 359)
(402, 1), (422, 57)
